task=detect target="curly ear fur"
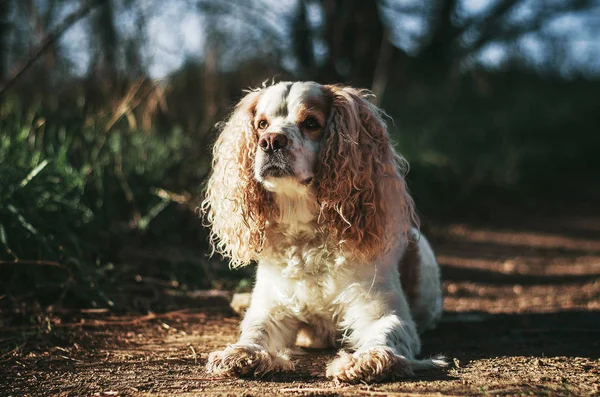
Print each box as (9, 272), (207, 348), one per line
(201, 89), (275, 267)
(316, 85), (418, 259)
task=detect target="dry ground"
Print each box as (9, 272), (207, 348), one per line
(1, 191), (600, 396)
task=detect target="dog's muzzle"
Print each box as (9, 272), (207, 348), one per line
(259, 150), (293, 178)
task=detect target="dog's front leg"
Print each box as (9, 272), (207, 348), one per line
(206, 272), (298, 378)
(326, 280), (444, 383)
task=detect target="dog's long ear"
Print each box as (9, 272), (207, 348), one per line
(316, 85), (417, 259)
(201, 89), (274, 267)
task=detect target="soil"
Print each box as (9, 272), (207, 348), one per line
(1, 190), (600, 397)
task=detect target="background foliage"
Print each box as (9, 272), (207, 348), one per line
(0, 0), (598, 311)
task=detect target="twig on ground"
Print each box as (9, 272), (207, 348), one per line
(58, 355), (84, 363)
(355, 391), (462, 397)
(0, 259), (70, 272)
(0, 308), (207, 332)
(0, 340), (27, 362)
(280, 388), (461, 397)
(0, 259), (74, 286)
(80, 308), (110, 314)
(189, 345), (198, 364)
(483, 387), (526, 395)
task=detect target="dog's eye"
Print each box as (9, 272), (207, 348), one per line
(302, 117), (320, 130)
(257, 120), (269, 130)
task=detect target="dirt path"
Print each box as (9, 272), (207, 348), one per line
(2, 197), (600, 396)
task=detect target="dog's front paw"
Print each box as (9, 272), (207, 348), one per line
(206, 344), (293, 378)
(326, 347), (413, 384)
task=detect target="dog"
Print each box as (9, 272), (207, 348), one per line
(201, 81), (445, 383)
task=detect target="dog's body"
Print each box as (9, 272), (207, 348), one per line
(202, 82), (445, 383)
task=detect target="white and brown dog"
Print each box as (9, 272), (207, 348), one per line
(202, 81), (445, 383)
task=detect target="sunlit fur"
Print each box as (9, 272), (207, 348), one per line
(316, 85), (418, 259)
(202, 81), (445, 383)
(202, 85), (418, 265)
(201, 89), (275, 267)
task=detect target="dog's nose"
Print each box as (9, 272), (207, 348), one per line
(258, 133), (288, 153)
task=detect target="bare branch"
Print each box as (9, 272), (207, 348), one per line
(0, 0), (103, 96)
(460, 0), (595, 56)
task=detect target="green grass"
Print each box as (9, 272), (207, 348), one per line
(1, 72), (598, 311)
(0, 98), (207, 308)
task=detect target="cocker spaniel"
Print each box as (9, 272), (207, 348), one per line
(202, 81), (445, 383)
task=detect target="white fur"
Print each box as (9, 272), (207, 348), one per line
(409, 231), (444, 333)
(206, 82), (446, 383)
(207, 189), (445, 382)
(254, 82), (324, 186)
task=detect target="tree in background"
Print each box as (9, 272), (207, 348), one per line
(0, 0), (599, 309)
(3, 0), (599, 100)
(286, 0), (600, 94)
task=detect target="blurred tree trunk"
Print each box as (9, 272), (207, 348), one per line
(24, 0), (59, 72)
(316, 0), (384, 87)
(306, 0), (459, 94)
(0, 0), (10, 77)
(301, 0), (560, 93)
(91, 0), (118, 84)
(292, 0), (315, 79)
(379, 0), (463, 89)
(409, 0), (460, 82)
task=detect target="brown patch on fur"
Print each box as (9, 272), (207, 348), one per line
(297, 94), (332, 141)
(298, 94), (332, 120)
(316, 85), (417, 260)
(399, 239), (420, 305)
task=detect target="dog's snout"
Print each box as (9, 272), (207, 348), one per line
(259, 133), (288, 153)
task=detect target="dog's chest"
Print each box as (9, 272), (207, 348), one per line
(264, 242), (345, 319)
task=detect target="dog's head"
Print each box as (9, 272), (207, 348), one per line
(202, 81), (416, 266)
